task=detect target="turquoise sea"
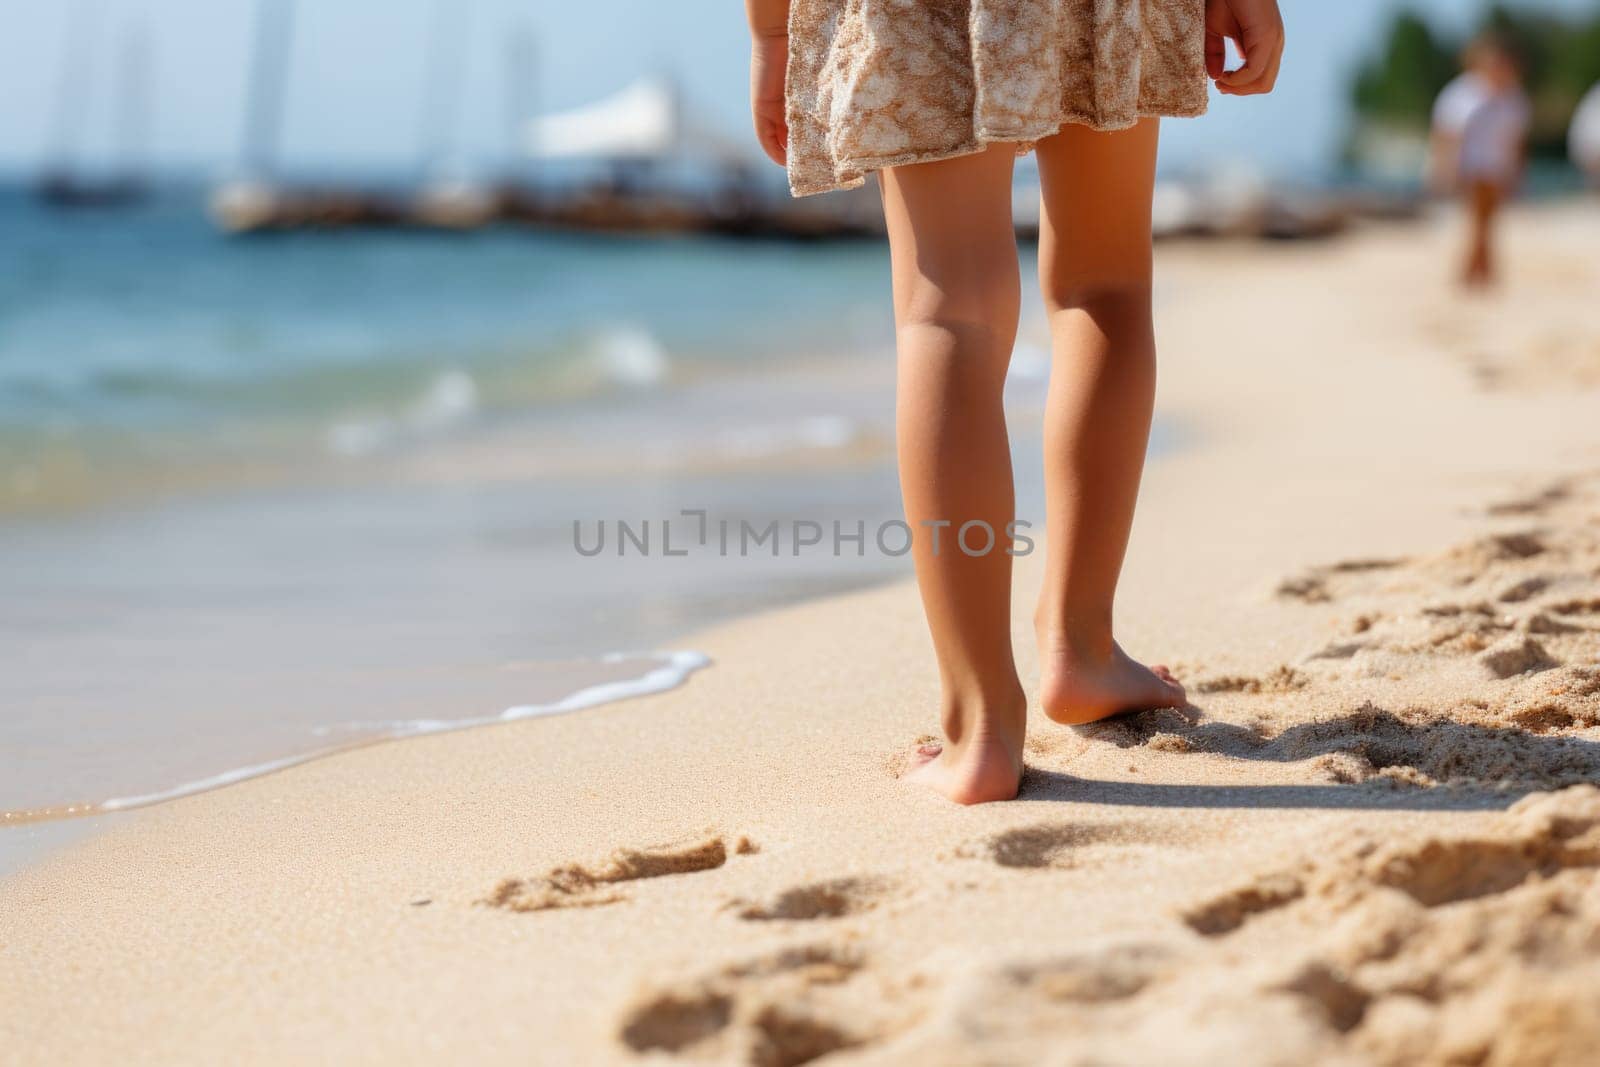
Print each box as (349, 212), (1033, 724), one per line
(0, 184), (895, 512)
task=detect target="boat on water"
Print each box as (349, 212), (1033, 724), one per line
(34, 4), (152, 212)
(202, 4), (1406, 241)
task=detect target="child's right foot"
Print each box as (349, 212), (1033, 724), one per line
(903, 731), (1025, 805)
(1037, 634), (1185, 726)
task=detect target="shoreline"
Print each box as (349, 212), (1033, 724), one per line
(0, 297), (1175, 840)
(0, 406), (1180, 844)
(0, 650), (712, 830)
(4, 203), (1600, 1063)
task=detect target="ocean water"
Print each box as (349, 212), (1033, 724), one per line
(0, 185), (915, 831)
(0, 185), (895, 513)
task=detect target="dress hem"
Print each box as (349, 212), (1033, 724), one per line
(788, 98), (1210, 198)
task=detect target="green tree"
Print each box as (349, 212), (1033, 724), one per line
(1350, 12), (1456, 131)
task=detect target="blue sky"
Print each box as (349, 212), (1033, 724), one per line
(0, 0), (1593, 179)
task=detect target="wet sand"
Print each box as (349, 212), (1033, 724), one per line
(3, 202), (1600, 1065)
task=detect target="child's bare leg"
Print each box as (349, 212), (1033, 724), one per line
(880, 146), (1027, 803)
(1464, 180), (1499, 287)
(1032, 119), (1185, 724)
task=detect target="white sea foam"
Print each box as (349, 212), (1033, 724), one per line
(326, 368), (480, 457)
(100, 752), (329, 812)
(97, 650), (711, 814)
(501, 650), (710, 721)
(327, 418), (392, 457)
(715, 414), (860, 459)
(408, 369), (479, 430)
(591, 325), (669, 388)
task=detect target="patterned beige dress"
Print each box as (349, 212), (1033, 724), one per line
(784, 0), (1209, 196)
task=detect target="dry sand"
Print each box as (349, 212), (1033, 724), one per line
(4, 202), (1600, 1066)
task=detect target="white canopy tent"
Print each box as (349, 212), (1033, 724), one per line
(522, 77), (754, 169)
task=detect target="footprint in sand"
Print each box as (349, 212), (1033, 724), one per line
(1366, 833), (1576, 909)
(1273, 699), (1600, 791)
(1521, 612), (1583, 636)
(1439, 531), (1548, 569)
(1073, 704), (1266, 759)
(989, 943), (1177, 1003)
(1476, 635), (1559, 679)
(1268, 499), (1600, 687)
(1303, 639), (1373, 662)
(617, 943), (915, 1066)
(1073, 704), (1200, 746)
(1181, 872), (1306, 936)
(1548, 595), (1600, 618)
(957, 821), (1186, 870)
(1193, 666), (1309, 696)
(902, 941), (1220, 1066)
(1076, 688), (1600, 792)
(1275, 558), (1406, 604)
(1274, 961), (1372, 1034)
(927, 942), (1181, 1039)
(1276, 530), (1559, 614)
(730, 877), (892, 922)
(1501, 677), (1600, 733)
(482, 833), (756, 913)
(1486, 480), (1572, 517)
(1275, 573), (1334, 603)
(1401, 593), (1586, 660)
(1502, 666), (1600, 733)
(1497, 575), (1551, 603)
(1419, 600), (1501, 619)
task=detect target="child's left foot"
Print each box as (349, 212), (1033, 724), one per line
(1037, 634), (1185, 725)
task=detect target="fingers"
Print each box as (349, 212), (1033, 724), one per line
(755, 114), (788, 167)
(1205, 0), (1284, 97)
(1204, 31), (1229, 80)
(1216, 18), (1284, 96)
(748, 37), (789, 167)
(1217, 45), (1280, 95)
(1204, 6), (1240, 80)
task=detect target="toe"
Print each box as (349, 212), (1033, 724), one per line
(1151, 665), (1186, 703)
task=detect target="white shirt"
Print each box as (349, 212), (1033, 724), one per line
(1570, 83), (1600, 175)
(1432, 73), (1530, 182)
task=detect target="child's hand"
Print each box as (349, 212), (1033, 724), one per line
(750, 32), (789, 167)
(1205, 0), (1284, 96)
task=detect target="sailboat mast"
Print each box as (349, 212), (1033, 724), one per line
(419, 0), (472, 179)
(503, 22), (537, 175)
(45, 0), (101, 178)
(241, 0), (295, 179)
(114, 20), (151, 186)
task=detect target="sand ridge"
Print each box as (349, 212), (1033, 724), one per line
(481, 833), (757, 912)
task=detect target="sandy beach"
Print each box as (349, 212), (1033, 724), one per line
(4, 202), (1600, 1065)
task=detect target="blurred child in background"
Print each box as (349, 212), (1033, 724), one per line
(1430, 34), (1530, 289)
(1570, 81), (1600, 187)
